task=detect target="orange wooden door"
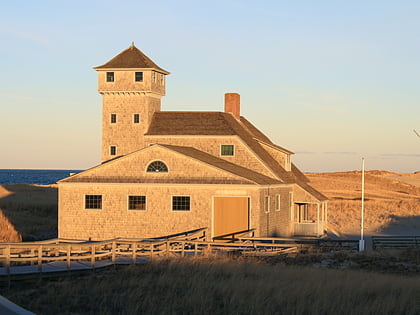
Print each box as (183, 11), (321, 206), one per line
(213, 197), (249, 237)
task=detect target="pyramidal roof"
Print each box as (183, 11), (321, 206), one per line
(94, 43), (169, 74)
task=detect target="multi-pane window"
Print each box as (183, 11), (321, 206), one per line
(85, 195), (102, 209)
(128, 196), (146, 210)
(106, 72), (114, 82)
(110, 146), (117, 156)
(146, 161), (168, 172)
(135, 72), (143, 82)
(275, 194), (281, 211)
(133, 113), (140, 124)
(220, 145), (234, 156)
(110, 113), (117, 124)
(172, 196), (190, 211)
(264, 196), (270, 213)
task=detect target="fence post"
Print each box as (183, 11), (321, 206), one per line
(166, 241), (169, 257)
(38, 245), (42, 273)
(132, 242), (137, 264)
(150, 244), (154, 260)
(66, 244), (71, 270)
(181, 241), (185, 257)
(91, 245), (95, 268)
(112, 241), (116, 263)
(5, 245), (10, 275)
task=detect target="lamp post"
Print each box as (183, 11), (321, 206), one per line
(359, 158), (365, 252)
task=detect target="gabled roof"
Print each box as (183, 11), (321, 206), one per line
(158, 144), (282, 185)
(146, 111), (296, 183)
(59, 144), (282, 186)
(94, 44), (169, 74)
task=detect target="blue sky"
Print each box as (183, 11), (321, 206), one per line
(0, 0), (419, 172)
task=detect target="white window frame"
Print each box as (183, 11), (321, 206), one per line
(85, 194), (102, 210)
(110, 145), (117, 156)
(275, 194), (281, 211)
(264, 195), (270, 213)
(127, 195), (147, 211)
(220, 144), (235, 156)
(171, 195), (191, 212)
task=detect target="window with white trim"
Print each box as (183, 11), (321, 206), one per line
(220, 144), (234, 156)
(172, 196), (190, 211)
(275, 194), (281, 211)
(135, 72), (143, 82)
(106, 72), (114, 82)
(85, 195), (102, 209)
(146, 161), (168, 173)
(264, 195), (270, 213)
(128, 196), (146, 210)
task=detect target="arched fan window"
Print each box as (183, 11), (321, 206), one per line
(146, 161), (168, 173)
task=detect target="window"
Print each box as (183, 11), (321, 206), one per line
(264, 196), (270, 213)
(85, 195), (102, 209)
(135, 72), (143, 82)
(110, 146), (117, 156)
(172, 196), (190, 211)
(128, 196), (146, 210)
(133, 113), (140, 124)
(152, 71), (156, 83)
(110, 113), (117, 124)
(106, 72), (114, 82)
(275, 194), (281, 211)
(146, 161), (168, 172)
(220, 145), (234, 156)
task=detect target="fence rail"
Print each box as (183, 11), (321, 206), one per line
(372, 236), (420, 250)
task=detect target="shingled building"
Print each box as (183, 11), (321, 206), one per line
(58, 44), (327, 240)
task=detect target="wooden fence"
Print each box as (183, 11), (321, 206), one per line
(372, 236), (420, 250)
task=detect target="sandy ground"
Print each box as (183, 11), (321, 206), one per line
(306, 171), (420, 238)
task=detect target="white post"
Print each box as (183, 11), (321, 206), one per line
(359, 158), (365, 252)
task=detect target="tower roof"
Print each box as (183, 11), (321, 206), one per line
(94, 44), (169, 74)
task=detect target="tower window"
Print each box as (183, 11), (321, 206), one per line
(220, 145), (234, 156)
(110, 114), (117, 124)
(135, 72), (143, 82)
(110, 146), (117, 156)
(106, 72), (114, 82)
(146, 161), (168, 173)
(133, 113), (140, 124)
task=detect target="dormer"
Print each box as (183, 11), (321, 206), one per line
(256, 140), (294, 171)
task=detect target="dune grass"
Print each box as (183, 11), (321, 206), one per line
(0, 184), (57, 241)
(3, 257), (419, 315)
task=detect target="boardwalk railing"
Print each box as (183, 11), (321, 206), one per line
(372, 236), (420, 250)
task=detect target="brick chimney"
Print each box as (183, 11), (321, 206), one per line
(224, 93), (240, 119)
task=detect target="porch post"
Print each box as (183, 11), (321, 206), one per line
(317, 203), (320, 236)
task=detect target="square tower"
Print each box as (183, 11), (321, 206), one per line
(94, 44), (169, 162)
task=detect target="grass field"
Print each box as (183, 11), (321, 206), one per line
(2, 257), (419, 315)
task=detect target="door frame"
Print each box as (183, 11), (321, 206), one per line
(211, 195), (251, 239)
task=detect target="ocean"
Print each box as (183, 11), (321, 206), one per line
(0, 169), (83, 185)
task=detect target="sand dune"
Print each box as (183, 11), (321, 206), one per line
(307, 171), (420, 237)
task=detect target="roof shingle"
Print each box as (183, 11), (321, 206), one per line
(94, 44), (169, 74)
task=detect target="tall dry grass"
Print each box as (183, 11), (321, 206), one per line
(3, 257), (419, 315)
(0, 210), (21, 242)
(307, 171), (420, 235)
(0, 184), (57, 241)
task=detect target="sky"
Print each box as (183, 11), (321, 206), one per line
(0, 0), (419, 173)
